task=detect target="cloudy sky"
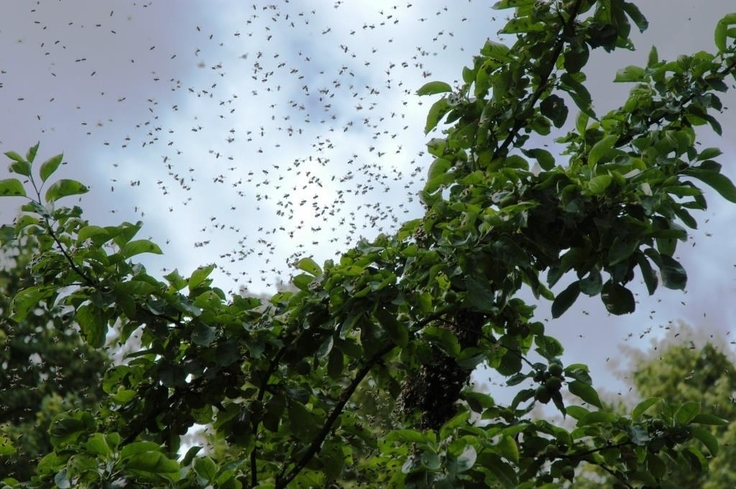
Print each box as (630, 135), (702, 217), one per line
(2, 0), (736, 400)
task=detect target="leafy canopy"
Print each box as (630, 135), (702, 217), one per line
(2, 0), (736, 487)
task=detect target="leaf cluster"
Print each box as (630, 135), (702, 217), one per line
(2, 1), (736, 487)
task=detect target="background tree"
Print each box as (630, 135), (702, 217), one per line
(574, 322), (736, 487)
(625, 323), (736, 487)
(0, 236), (109, 481)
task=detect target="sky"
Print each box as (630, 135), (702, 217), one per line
(2, 0), (736, 402)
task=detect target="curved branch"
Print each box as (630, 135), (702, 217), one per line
(497, 0), (585, 155)
(275, 341), (397, 489)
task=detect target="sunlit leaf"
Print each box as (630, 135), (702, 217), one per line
(416, 80), (453, 96)
(44, 178), (88, 202)
(0, 178), (26, 197)
(121, 239), (163, 259)
(39, 153), (64, 183)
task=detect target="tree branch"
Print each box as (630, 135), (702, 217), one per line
(497, 0), (585, 156)
(275, 341), (397, 489)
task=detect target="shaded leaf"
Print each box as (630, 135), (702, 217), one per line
(659, 254), (687, 290)
(375, 307), (408, 347)
(675, 400), (700, 425)
(684, 168), (736, 203)
(691, 413), (728, 425)
(601, 281), (635, 315)
(691, 426), (719, 456)
(551, 281), (580, 318)
(632, 397), (660, 420)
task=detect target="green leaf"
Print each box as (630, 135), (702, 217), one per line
(423, 326), (461, 356)
(189, 264), (216, 291)
(425, 98), (451, 134)
(540, 94), (568, 128)
(126, 451), (180, 477)
(691, 413), (728, 425)
(76, 304), (107, 348)
(296, 256), (322, 276)
(121, 441), (163, 459)
(588, 135), (618, 167)
(9, 161), (31, 176)
(501, 16), (544, 34)
(588, 174), (612, 195)
(579, 268), (602, 296)
(568, 380), (603, 409)
(614, 65), (646, 82)
(691, 426), (719, 456)
(715, 19), (729, 51)
(696, 147), (723, 161)
(375, 307), (408, 347)
(493, 0), (535, 10)
(40, 153), (64, 183)
(632, 397), (660, 420)
(647, 46), (659, 67)
(77, 225), (111, 245)
(480, 39), (511, 61)
(192, 322), (217, 347)
(44, 178), (88, 202)
(635, 253), (658, 295)
(121, 239), (163, 259)
(465, 275), (497, 313)
(576, 111), (589, 135)
(4, 150), (26, 163)
(497, 350), (522, 376)
(608, 235), (639, 265)
(11, 285), (52, 322)
(417, 81), (453, 96)
(561, 73), (595, 118)
(659, 254), (687, 290)
(622, 1), (648, 32)
(566, 405), (590, 420)
(551, 281), (580, 319)
(386, 429), (433, 444)
(0, 435), (17, 456)
(480, 453), (518, 488)
(675, 400), (700, 424)
(497, 435), (518, 464)
(578, 411), (616, 426)
(535, 335), (564, 360)
(193, 456), (218, 482)
(86, 433), (111, 456)
(524, 148), (556, 171)
(684, 168), (736, 203)
(601, 281), (635, 315)
(0, 178), (26, 197)
(26, 142), (40, 163)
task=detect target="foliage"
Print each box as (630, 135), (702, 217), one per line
(2, 1), (736, 487)
(0, 236), (110, 481)
(576, 323), (736, 487)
